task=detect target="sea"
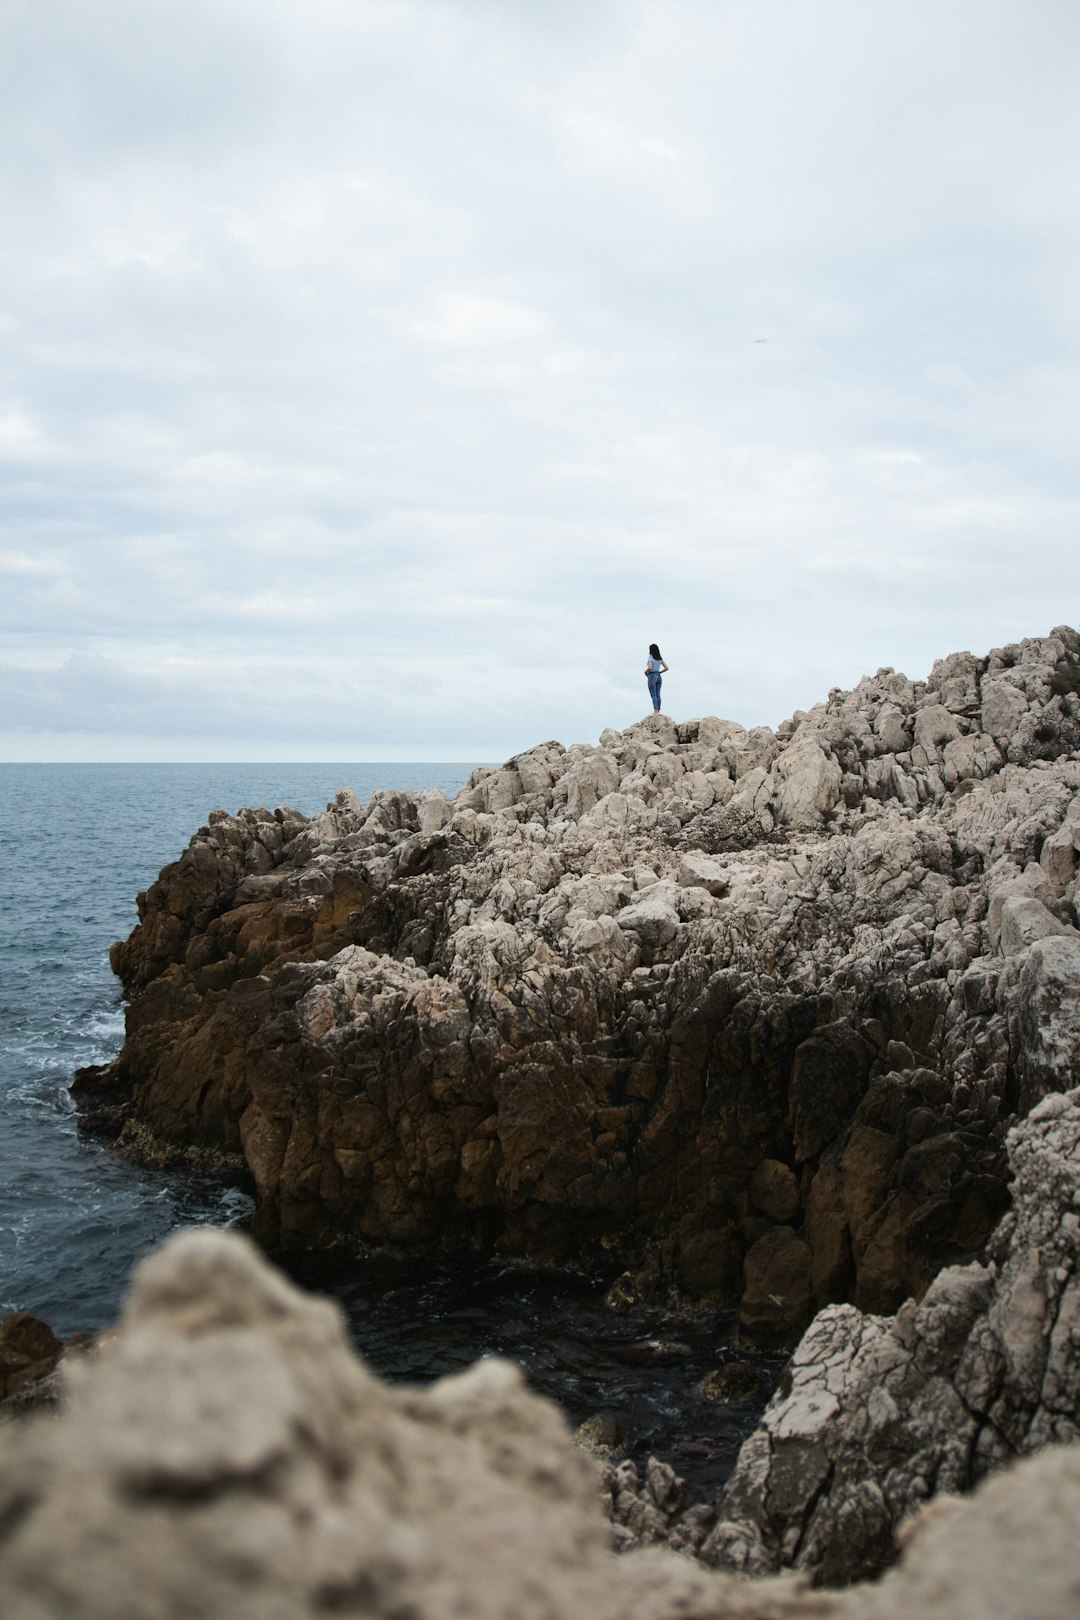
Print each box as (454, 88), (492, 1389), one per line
(0, 762), (772, 1492)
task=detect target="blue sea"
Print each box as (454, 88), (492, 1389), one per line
(0, 762), (474, 1334)
(0, 761), (771, 1491)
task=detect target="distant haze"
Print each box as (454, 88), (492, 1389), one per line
(1, 1), (1077, 762)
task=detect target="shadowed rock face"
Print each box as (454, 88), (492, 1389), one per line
(77, 629), (1080, 1345)
(703, 1085), (1080, 1585)
(2, 1228), (1080, 1619)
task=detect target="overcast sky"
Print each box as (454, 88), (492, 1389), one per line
(1, 0), (1077, 763)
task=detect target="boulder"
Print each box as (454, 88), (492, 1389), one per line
(998, 894), (1067, 956)
(980, 677), (1029, 745)
(676, 851), (729, 895)
(913, 703), (962, 760)
(770, 741), (842, 828)
(615, 892), (680, 949)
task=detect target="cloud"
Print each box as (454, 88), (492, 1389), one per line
(0, 0), (1078, 761)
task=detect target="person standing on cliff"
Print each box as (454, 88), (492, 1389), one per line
(644, 643), (669, 713)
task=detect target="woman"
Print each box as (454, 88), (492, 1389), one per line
(644, 643), (669, 713)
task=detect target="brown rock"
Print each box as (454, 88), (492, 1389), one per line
(739, 1227), (814, 1350)
(790, 1024), (874, 1164)
(698, 1362), (763, 1403)
(749, 1158), (800, 1223)
(803, 1154), (854, 1306)
(0, 1313), (64, 1402)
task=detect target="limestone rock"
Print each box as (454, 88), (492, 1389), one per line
(704, 1086), (1080, 1587)
(770, 741), (842, 828)
(1009, 935), (1080, 1109)
(676, 850), (730, 894)
(76, 627), (1080, 1356)
(615, 891), (680, 948)
(980, 677), (1029, 744)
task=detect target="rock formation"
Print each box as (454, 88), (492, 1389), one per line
(77, 628), (1080, 1357)
(0, 1313), (64, 1406)
(3, 1227), (1080, 1620)
(703, 1082), (1080, 1583)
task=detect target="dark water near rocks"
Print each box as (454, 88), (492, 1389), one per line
(0, 763), (774, 1495)
(287, 1250), (779, 1493)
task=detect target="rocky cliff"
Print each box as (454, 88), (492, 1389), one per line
(2, 1227), (1079, 1618)
(77, 628), (1080, 1352)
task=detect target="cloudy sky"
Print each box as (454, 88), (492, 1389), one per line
(1, 0), (1077, 762)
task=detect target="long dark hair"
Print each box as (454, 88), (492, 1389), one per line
(649, 643), (662, 659)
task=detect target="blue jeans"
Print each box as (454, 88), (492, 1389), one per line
(647, 672), (662, 710)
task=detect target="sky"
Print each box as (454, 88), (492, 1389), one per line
(1, 0), (1078, 763)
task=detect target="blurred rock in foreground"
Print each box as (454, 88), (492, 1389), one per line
(2, 1228), (1080, 1620)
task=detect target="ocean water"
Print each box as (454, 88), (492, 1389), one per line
(0, 762), (474, 1334)
(0, 761), (773, 1492)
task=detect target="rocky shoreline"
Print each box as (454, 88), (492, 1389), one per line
(37, 623), (1080, 1606)
(77, 629), (1080, 1343)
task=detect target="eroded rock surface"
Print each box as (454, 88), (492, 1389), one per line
(2, 1229), (1080, 1620)
(77, 629), (1080, 1348)
(703, 1085), (1080, 1585)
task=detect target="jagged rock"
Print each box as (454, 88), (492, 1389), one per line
(1009, 936), (1080, 1107)
(3, 1230), (1080, 1618)
(850, 1445), (1080, 1620)
(77, 628), (1080, 1351)
(702, 1086), (1080, 1587)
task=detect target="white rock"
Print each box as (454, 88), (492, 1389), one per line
(999, 895), (1068, 957)
(417, 789), (452, 835)
(980, 678), (1029, 745)
(771, 741), (842, 828)
(913, 704), (962, 760)
(677, 852), (730, 895)
(615, 893), (680, 947)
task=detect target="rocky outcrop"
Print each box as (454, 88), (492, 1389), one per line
(703, 1083), (1080, 1584)
(2, 1228), (1080, 1619)
(0, 1313), (64, 1406)
(78, 629), (1080, 1350)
